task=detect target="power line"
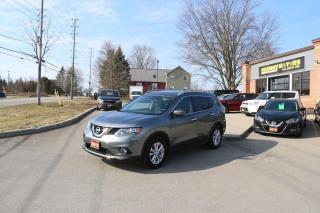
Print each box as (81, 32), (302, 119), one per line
(0, 46), (35, 58)
(0, 51), (36, 62)
(0, 33), (32, 45)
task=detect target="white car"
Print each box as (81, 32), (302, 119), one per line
(240, 91), (300, 115)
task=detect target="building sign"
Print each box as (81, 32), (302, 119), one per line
(259, 57), (304, 76)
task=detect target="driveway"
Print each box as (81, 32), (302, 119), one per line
(0, 112), (320, 212)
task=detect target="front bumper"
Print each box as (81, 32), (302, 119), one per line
(240, 104), (260, 114)
(82, 126), (146, 159)
(97, 101), (122, 109)
(254, 120), (301, 135)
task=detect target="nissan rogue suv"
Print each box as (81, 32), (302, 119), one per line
(83, 90), (226, 169)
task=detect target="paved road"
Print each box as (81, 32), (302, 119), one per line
(1, 112), (320, 213)
(0, 96), (83, 108)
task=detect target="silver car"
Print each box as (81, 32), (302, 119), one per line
(83, 90), (226, 169)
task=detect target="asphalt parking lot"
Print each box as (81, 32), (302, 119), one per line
(0, 112), (320, 213)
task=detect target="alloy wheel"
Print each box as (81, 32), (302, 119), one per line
(149, 142), (165, 165)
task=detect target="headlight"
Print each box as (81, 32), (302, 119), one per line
(98, 98), (103, 103)
(249, 101), (260, 106)
(116, 99), (121, 103)
(255, 115), (264, 122)
(115, 128), (142, 136)
(286, 118), (300, 124)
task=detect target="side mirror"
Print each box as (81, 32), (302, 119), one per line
(93, 93), (99, 100)
(172, 110), (186, 118)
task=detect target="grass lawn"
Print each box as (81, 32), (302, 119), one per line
(0, 98), (96, 132)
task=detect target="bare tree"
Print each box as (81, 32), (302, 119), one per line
(178, 0), (278, 90)
(27, 19), (55, 103)
(129, 44), (157, 69)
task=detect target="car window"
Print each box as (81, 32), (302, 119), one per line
(193, 96), (210, 112)
(175, 97), (193, 114)
(207, 97), (216, 108)
(282, 93), (295, 98)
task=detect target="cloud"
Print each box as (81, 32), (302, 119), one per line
(80, 0), (117, 19)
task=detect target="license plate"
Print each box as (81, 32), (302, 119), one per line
(269, 127), (278, 132)
(90, 140), (100, 150)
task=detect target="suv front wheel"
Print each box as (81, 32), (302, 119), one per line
(142, 136), (168, 169)
(207, 126), (222, 149)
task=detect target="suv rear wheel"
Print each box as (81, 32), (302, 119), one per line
(142, 136), (168, 169)
(207, 126), (222, 149)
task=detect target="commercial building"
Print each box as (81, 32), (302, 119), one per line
(242, 38), (320, 107)
(130, 66), (191, 93)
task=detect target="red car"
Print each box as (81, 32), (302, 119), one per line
(219, 93), (257, 112)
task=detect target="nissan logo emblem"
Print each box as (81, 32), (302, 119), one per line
(271, 121), (276, 125)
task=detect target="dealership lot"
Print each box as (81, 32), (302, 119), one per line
(0, 112), (320, 212)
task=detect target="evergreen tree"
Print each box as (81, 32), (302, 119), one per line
(56, 66), (66, 94)
(113, 47), (130, 95)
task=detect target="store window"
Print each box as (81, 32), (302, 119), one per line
(256, 78), (267, 94)
(292, 71), (310, 96)
(268, 75), (289, 91)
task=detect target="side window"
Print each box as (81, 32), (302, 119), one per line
(175, 97), (193, 114)
(193, 96), (210, 112)
(207, 97), (216, 108)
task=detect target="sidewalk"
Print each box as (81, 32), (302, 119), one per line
(224, 112), (254, 140)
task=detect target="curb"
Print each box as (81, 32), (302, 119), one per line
(0, 107), (96, 139)
(223, 126), (254, 141)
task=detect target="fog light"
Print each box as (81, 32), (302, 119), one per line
(119, 147), (128, 155)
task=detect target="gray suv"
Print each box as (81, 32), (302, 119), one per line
(83, 90), (226, 168)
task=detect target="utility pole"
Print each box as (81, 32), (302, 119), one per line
(7, 70), (10, 84)
(156, 60), (159, 90)
(37, 0), (44, 105)
(88, 48), (92, 97)
(70, 18), (78, 100)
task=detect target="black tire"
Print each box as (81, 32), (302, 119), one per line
(207, 126), (223, 149)
(295, 127), (302, 137)
(223, 104), (229, 113)
(142, 136), (168, 169)
(303, 119), (307, 128)
(96, 106), (100, 111)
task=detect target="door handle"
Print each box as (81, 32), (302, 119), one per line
(210, 112), (216, 117)
(191, 118), (198, 122)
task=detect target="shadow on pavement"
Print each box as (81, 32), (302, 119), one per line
(103, 138), (278, 174)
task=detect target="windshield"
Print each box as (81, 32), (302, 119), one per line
(100, 91), (119, 97)
(256, 92), (275, 100)
(218, 94), (232, 99)
(132, 91), (142, 95)
(121, 95), (176, 115)
(264, 100), (298, 112)
(223, 93), (238, 100)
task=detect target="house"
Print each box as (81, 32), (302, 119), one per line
(129, 66), (191, 93)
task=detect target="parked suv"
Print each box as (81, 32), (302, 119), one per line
(96, 90), (122, 111)
(83, 90), (226, 169)
(219, 93), (257, 112)
(240, 90), (300, 115)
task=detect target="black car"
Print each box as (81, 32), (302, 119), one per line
(254, 99), (307, 137)
(0, 91), (6, 98)
(314, 101), (320, 125)
(96, 90), (122, 111)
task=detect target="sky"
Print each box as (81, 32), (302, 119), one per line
(0, 0), (319, 91)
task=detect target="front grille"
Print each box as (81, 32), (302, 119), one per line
(91, 124), (119, 136)
(266, 120), (283, 126)
(104, 100), (116, 104)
